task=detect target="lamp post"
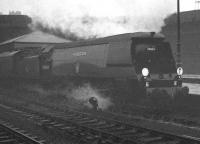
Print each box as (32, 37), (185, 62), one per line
(177, 0), (181, 67)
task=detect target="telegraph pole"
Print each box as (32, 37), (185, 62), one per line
(177, 0), (181, 67)
(195, 0), (200, 10)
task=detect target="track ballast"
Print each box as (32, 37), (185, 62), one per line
(0, 102), (200, 144)
(0, 120), (45, 144)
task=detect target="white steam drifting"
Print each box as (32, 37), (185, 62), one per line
(0, 0), (176, 38)
(69, 83), (113, 110)
(25, 83), (113, 110)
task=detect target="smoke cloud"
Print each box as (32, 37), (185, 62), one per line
(68, 83), (113, 110)
(0, 0), (177, 39)
(25, 83), (113, 110)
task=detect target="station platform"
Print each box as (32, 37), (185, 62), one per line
(182, 74), (200, 79)
(182, 83), (200, 95)
(182, 74), (200, 95)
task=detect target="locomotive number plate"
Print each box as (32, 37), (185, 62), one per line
(72, 52), (87, 56)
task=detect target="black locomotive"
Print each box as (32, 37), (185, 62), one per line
(0, 32), (184, 101)
(51, 32), (183, 97)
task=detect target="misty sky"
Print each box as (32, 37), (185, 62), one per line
(0, 0), (195, 15)
(0, 0), (197, 38)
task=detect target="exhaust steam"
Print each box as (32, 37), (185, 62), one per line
(68, 83), (113, 110)
(0, 0), (176, 40)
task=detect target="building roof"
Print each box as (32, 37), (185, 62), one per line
(0, 31), (70, 46)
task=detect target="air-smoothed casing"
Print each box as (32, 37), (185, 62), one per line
(52, 32), (165, 79)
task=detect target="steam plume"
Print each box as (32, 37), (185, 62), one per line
(0, 0), (176, 39)
(25, 83), (113, 110)
(68, 83), (113, 110)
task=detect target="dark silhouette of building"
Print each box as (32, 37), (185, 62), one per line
(0, 14), (32, 43)
(162, 10), (200, 74)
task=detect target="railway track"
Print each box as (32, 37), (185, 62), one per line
(0, 103), (200, 144)
(0, 120), (45, 144)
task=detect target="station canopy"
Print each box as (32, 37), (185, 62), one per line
(0, 31), (70, 52)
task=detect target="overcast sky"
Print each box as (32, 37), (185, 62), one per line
(0, 0), (198, 38)
(0, 0), (196, 15)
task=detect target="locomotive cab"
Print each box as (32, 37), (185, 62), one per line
(131, 37), (183, 97)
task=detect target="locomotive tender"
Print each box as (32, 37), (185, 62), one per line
(0, 32), (183, 98)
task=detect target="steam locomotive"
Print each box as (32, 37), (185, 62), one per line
(0, 32), (183, 100)
(51, 32), (183, 98)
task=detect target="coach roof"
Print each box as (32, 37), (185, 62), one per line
(0, 51), (19, 58)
